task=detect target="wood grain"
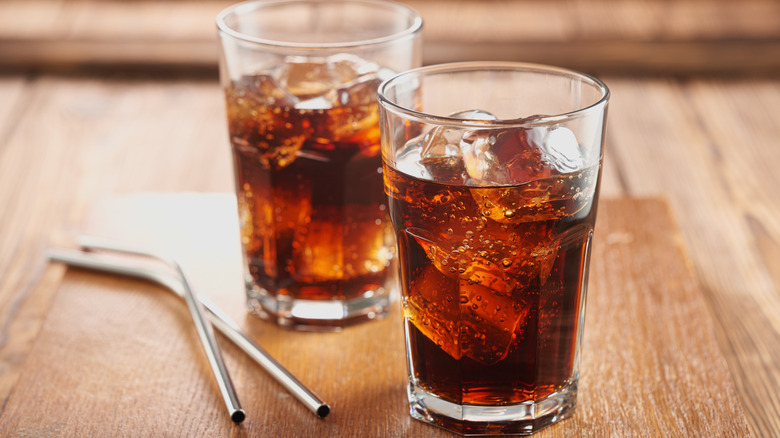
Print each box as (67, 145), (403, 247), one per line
(0, 76), (68, 410)
(606, 78), (780, 436)
(0, 194), (749, 437)
(1, 0), (780, 74)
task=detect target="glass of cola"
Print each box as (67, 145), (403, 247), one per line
(217, 0), (422, 329)
(378, 62), (609, 434)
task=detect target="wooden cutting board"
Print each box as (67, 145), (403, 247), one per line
(0, 194), (749, 437)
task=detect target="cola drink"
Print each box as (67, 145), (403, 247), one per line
(224, 55), (397, 327)
(385, 159), (599, 407)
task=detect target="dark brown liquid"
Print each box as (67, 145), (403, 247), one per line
(225, 75), (393, 302)
(384, 161), (600, 405)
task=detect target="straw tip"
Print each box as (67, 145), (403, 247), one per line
(231, 409), (246, 423)
(317, 404), (330, 418)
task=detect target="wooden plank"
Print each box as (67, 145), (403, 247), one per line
(0, 77), (27, 136)
(424, 40), (780, 76)
(1, 0), (780, 74)
(5, 39), (779, 76)
(3, 0), (778, 42)
(0, 76), (65, 410)
(0, 195), (749, 436)
(573, 198), (751, 437)
(606, 78), (780, 437)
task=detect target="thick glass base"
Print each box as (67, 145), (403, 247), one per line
(246, 282), (392, 331)
(408, 380), (577, 436)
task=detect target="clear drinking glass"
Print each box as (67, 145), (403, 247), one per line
(378, 62), (609, 434)
(217, 0), (422, 329)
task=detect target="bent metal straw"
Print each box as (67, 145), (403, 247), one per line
(46, 242), (330, 419)
(65, 236), (246, 423)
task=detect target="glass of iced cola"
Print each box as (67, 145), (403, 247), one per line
(216, 1), (421, 329)
(378, 62), (609, 434)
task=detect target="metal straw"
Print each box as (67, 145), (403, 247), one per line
(46, 246), (330, 419)
(72, 236), (245, 424)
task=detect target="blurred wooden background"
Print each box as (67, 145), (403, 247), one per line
(1, 0), (780, 75)
(1, 0), (780, 437)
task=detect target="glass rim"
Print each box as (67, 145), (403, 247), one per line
(216, 0), (423, 50)
(378, 61), (611, 128)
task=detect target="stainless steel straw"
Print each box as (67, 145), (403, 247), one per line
(72, 235), (245, 424)
(46, 245), (330, 419)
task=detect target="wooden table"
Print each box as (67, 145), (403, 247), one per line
(1, 1), (780, 436)
(0, 195), (751, 437)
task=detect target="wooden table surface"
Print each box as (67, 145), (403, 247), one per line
(1, 1), (780, 437)
(0, 195), (750, 437)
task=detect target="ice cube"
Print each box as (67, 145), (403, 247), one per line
(458, 279), (530, 365)
(402, 227), (534, 365)
(415, 110), (498, 184)
(333, 74), (382, 107)
(420, 153), (467, 184)
(326, 101), (381, 143)
(240, 74), (299, 107)
(394, 139), (431, 180)
(327, 53), (380, 82)
(406, 264), (462, 358)
(396, 131), (465, 183)
(531, 239), (559, 286)
(274, 57), (337, 99)
(461, 123), (585, 187)
(297, 71), (383, 141)
(460, 130), (506, 185)
(462, 126), (555, 186)
(421, 126), (459, 157)
(452, 223), (575, 363)
(422, 110), (497, 159)
(325, 53), (388, 107)
(277, 53), (385, 105)
(432, 110), (508, 186)
(470, 179), (561, 224)
(527, 125), (584, 173)
(460, 124), (588, 221)
(400, 229), (462, 359)
(407, 227), (460, 280)
(457, 226), (550, 295)
(470, 164), (599, 224)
